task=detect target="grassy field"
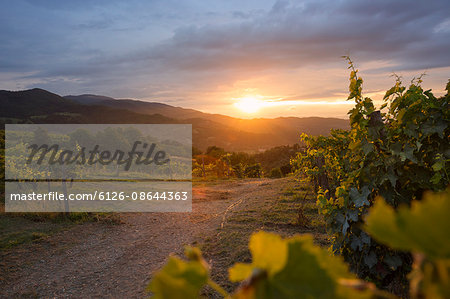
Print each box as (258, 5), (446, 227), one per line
(198, 178), (328, 296)
(0, 215), (72, 250)
(0, 212), (120, 251)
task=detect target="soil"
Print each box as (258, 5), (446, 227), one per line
(0, 178), (298, 298)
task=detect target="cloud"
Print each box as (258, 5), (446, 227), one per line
(145, 0), (450, 73)
(0, 0), (449, 118)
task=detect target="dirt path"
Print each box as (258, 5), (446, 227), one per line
(0, 178), (293, 298)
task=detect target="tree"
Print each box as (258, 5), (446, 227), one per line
(32, 127), (50, 145)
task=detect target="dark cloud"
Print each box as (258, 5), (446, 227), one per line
(146, 0), (450, 72)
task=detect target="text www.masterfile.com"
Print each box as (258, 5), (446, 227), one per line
(9, 191), (189, 201)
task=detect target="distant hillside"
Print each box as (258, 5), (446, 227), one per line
(1, 88), (77, 118)
(66, 94), (350, 150)
(1, 89), (349, 151)
(65, 94), (206, 119)
(0, 89), (177, 124)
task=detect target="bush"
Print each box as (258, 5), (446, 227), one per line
(268, 167), (283, 178)
(291, 59), (449, 290)
(244, 163), (262, 178)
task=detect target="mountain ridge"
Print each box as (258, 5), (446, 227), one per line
(2, 88), (350, 151)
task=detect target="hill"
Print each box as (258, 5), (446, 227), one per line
(66, 94), (350, 150)
(2, 89), (349, 151)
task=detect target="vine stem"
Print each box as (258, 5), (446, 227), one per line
(207, 279), (230, 298)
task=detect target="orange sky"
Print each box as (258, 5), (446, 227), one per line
(163, 64), (450, 119)
(1, 1), (449, 119)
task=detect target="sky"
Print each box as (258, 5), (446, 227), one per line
(1, 0), (449, 119)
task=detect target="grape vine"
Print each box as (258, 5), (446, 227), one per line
(148, 62), (449, 298)
(149, 189), (450, 298)
(292, 58), (449, 288)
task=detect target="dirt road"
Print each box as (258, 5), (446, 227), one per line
(0, 178), (294, 298)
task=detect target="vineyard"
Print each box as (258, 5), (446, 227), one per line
(192, 145), (298, 179)
(149, 62), (450, 298)
(2, 1), (449, 298)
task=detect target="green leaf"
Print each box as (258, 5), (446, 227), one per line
(229, 231), (288, 283)
(349, 186), (371, 208)
(390, 142), (402, 156)
(387, 172), (397, 187)
(148, 256), (208, 299)
(401, 144), (417, 163)
(343, 219), (349, 236)
(349, 140), (361, 151)
(430, 173), (442, 185)
(233, 232), (375, 299)
(361, 140), (374, 155)
(350, 236), (363, 250)
(432, 160), (444, 172)
(384, 85), (400, 100)
(347, 209), (359, 222)
(365, 189), (450, 260)
(422, 121), (447, 138)
(384, 254), (402, 270)
(269, 236), (347, 298)
(249, 231), (289, 276)
(364, 251), (377, 268)
(229, 263), (254, 282)
(397, 109), (407, 124)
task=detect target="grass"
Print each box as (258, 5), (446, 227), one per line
(0, 211), (121, 251)
(0, 215), (70, 250)
(198, 179), (328, 297)
(193, 176), (240, 188)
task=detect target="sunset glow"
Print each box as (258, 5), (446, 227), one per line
(0, 0), (448, 119)
(1, 1), (449, 298)
(234, 96), (265, 114)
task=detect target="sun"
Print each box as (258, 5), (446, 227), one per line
(234, 96), (263, 113)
